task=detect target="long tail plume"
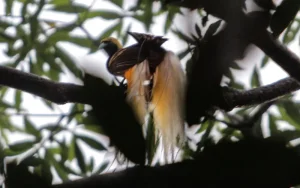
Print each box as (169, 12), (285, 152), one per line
(125, 61), (151, 126)
(150, 51), (186, 162)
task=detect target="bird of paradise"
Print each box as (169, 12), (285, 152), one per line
(99, 31), (186, 163)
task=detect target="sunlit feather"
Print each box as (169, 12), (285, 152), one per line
(125, 61), (151, 126)
(150, 51), (186, 162)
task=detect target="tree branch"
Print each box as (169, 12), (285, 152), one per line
(253, 31), (300, 82)
(0, 64), (299, 114)
(221, 77), (300, 111)
(0, 65), (89, 104)
(49, 139), (300, 188)
(168, 0), (300, 83)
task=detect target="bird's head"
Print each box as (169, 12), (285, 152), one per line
(99, 37), (122, 57)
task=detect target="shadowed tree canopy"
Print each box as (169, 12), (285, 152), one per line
(1, 0), (300, 187)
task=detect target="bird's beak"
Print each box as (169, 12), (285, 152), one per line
(98, 42), (107, 49)
(160, 38), (168, 44)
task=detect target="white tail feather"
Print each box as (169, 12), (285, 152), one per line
(150, 51), (186, 162)
(125, 61), (151, 126)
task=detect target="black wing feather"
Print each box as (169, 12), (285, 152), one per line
(107, 45), (147, 76)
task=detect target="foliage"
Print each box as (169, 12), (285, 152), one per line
(0, 0), (299, 186)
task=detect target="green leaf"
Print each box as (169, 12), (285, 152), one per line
(270, 0), (300, 37)
(24, 116), (40, 137)
(51, 4), (88, 13)
(116, 19), (123, 37)
(41, 161), (53, 185)
(93, 161), (109, 174)
(195, 24), (202, 38)
(80, 10), (123, 20)
(164, 10), (177, 33)
(87, 158), (94, 172)
(68, 36), (93, 48)
(48, 147), (62, 155)
(48, 31), (94, 49)
(33, 0), (45, 18)
(252, 116), (264, 138)
(229, 61), (243, 70)
(50, 0), (69, 6)
(260, 55), (269, 68)
(22, 156), (42, 166)
(99, 22), (122, 39)
(59, 160), (80, 175)
(29, 17), (39, 42)
(13, 46), (32, 66)
(55, 45), (81, 77)
(56, 23), (78, 32)
(121, 23), (131, 45)
(203, 20), (222, 39)
(67, 104), (84, 124)
(0, 20), (13, 29)
(196, 120), (210, 133)
(57, 140), (69, 162)
(41, 100), (55, 110)
(21, 0), (30, 18)
(0, 100), (14, 109)
(172, 29), (195, 44)
(9, 140), (36, 153)
(282, 19), (300, 44)
(40, 123), (63, 132)
(109, 0), (123, 8)
(229, 80), (245, 90)
(177, 48), (190, 60)
(223, 67), (233, 80)
(135, 1), (153, 31)
(197, 120), (214, 150)
(75, 139), (86, 174)
(3, 148), (23, 156)
(14, 90), (22, 112)
(47, 150), (68, 181)
(273, 130), (300, 142)
(5, 0), (13, 15)
(68, 137), (76, 161)
(47, 31), (69, 45)
(48, 69), (60, 82)
(76, 134), (106, 151)
(251, 66), (261, 88)
(268, 113), (279, 135)
(83, 124), (104, 134)
(278, 100), (300, 129)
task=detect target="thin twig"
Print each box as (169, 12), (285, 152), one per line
(0, 112), (79, 117)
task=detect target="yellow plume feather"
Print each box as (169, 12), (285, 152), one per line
(103, 36), (186, 163)
(150, 51), (186, 162)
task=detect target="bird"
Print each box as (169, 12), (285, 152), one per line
(99, 31), (186, 163)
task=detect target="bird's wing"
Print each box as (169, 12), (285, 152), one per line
(107, 45), (147, 76)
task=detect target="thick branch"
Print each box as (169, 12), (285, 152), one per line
(0, 65), (89, 104)
(0, 64), (299, 113)
(221, 77), (300, 110)
(253, 31), (300, 82)
(49, 139), (300, 188)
